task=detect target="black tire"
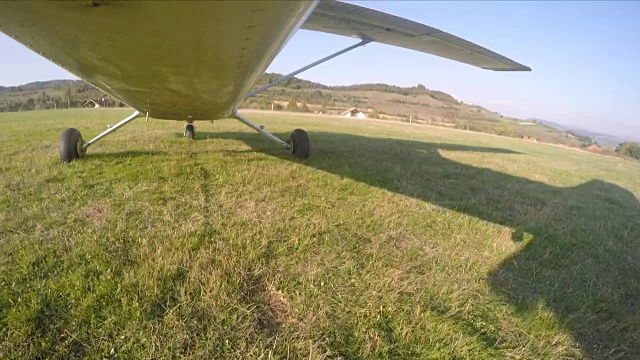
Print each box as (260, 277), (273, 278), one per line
(288, 129), (310, 159)
(185, 124), (195, 140)
(59, 128), (85, 163)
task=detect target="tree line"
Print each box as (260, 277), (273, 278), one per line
(616, 142), (640, 160)
(0, 81), (122, 113)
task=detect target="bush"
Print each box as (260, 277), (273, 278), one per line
(286, 99), (298, 112)
(616, 142), (640, 160)
(495, 121), (518, 138)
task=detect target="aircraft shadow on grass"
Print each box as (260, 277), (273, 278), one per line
(213, 130), (640, 358)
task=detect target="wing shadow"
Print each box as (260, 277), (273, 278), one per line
(215, 130), (640, 358)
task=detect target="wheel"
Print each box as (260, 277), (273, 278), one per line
(59, 128), (85, 163)
(185, 124), (195, 140)
(288, 129), (310, 159)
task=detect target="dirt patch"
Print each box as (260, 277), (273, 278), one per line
(240, 271), (295, 336)
(80, 203), (110, 226)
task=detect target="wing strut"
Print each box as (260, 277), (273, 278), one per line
(245, 39), (370, 99)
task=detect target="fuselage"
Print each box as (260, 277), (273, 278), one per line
(0, 1), (319, 120)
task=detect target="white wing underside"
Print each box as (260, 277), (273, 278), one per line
(303, 1), (530, 72)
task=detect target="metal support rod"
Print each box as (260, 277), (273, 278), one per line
(232, 112), (290, 149)
(245, 40), (371, 99)
(83, 110), (141, 149)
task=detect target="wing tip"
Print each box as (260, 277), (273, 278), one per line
(488, 65), (532, 72)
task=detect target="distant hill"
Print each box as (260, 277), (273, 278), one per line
(0, 79), (76, 92)
(569, 129), (631, 148)
(244, 74), (579, 145)
(529, 118), (630, 147)
(0, 79), (122, 112)
(529, 118), (570, 132)
(0, 75), (576, 145)
(1, 75), (629, 150)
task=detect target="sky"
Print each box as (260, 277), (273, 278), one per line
(1, 1), (639, 139)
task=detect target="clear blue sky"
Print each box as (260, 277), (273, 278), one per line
(1, 1), (638, 138)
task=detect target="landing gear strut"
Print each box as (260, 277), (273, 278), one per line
(237, 41), (370, 160)
(57, 40), (370, 162)
(232, 112), (310, 159)
(59, 110), (142, 163)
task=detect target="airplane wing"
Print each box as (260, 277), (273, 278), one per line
(302, 1), (531, 71)
(0, 1), (316, 120)
(0, 1), (529, 123)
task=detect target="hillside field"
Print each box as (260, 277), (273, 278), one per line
(2, 77), (597, 148)
(1, 109), (639, 359)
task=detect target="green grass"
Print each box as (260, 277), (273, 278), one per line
(1, 109), (639, 359)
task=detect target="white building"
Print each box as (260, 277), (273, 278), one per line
(341, 107), (366, 119)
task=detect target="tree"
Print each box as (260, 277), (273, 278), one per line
(566, 131), (594, 147)
(313, 90), (323, 102)
(25, 98), (36, 111)
(64, 85), (73, 108)
(299, 102), (309, 113)
(286, 99), (298, 112)
(616, 142), (640, 160)
(19, 102), (30, 112)
(495, 120), (518, 138)
(320, 99), (328, 111)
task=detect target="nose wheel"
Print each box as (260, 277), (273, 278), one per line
(184, 123), (195, 140)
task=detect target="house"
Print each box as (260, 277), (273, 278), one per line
(522, 136), (539, 143)
(82, 99), (101, 108)
(82, 98), (114, 108)
(341, 107), (366, 119)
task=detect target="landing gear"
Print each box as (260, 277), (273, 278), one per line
(59, 110), (142, 163)
(59, 128), (86, 163)
(231, 41), (373, 161)
(288, 129), (310, 159)
(232, 112), (310, 159)
(184, 122), (195, 139)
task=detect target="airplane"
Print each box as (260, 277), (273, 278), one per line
(0, 1), (530, 163)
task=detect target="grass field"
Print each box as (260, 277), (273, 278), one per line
(1, 109), (639, 359)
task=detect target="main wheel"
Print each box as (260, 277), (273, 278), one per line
(288, 129), (310, 159)
(185, 124), (195, 140)
(59, 128), (85, 163)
